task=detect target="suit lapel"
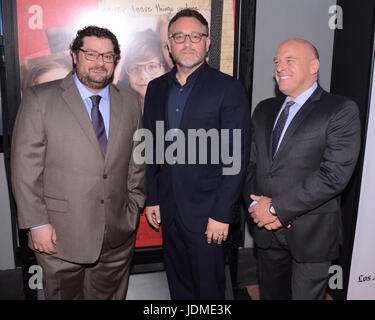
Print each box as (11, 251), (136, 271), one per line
(104, 84), (123, 164)
(178, 64), (207, 131)
(265, 98), (285, 161)
(61, 73), (103, 158)
(159, 78), (170, 131)
(272, 86), (323, 162)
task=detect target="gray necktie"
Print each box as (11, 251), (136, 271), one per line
(90, 95), (107, 156)
(272, 101), (295, 158)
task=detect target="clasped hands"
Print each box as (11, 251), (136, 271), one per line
(248, 195), (286, 231)
(145, 206), (228, 244)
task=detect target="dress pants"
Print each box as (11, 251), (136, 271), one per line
(256, 228), (331, 300)
(162, 215), (226, 300)
(34, 230), (135, 300)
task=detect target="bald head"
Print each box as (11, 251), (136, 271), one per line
(274, 38), (320, 99)
(279, 38), (319, 60)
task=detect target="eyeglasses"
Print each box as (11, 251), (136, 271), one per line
(168, 32), (208, 44)
(79, 49), (116, 63)
(126, 62), (164, 76)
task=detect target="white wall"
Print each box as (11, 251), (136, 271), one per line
(244, 0), (337, 247)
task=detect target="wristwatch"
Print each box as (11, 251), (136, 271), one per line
(269, 203), (277, 215)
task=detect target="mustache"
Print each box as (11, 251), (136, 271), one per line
(89, 67), (107, 72)
(180, 48), (196, 54)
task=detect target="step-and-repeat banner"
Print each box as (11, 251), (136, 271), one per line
(16, 0), (235, 248)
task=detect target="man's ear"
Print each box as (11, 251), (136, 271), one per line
(167, 39), (172, 54)
(205, 37), (211, 52)
(72, 51), (78, 65)
(310, 58), (320, 75)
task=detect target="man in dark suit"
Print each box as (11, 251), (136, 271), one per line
(143, 9), (251, 299)
(242, 38), (361, 299)
(11, 26), (145, 299)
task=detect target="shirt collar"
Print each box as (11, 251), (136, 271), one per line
(285, 82), (318, 106)
(73, 72), (110, 101)
(168, 61), (207, 87)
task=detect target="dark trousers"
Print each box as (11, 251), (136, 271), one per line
(35, 230), (135, 300)
(257, 229), (331, 300)
(162, 215), (226, 300)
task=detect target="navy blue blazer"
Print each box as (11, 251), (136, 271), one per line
(143, 62), (251, 232)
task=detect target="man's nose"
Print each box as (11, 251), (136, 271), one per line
(276, 60), (286, 72)
(183, 35), (193, 46)
(95, 55), (105, 65)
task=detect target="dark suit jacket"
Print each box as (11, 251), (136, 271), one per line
(11, 73), (146, 264)
(242, 85), (361, 262)
(143, 63), (251, 232)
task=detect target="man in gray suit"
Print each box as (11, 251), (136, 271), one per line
(11, 26), (146, 299)
(243, 38), (361, 299)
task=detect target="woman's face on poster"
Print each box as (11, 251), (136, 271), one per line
(127, 56), (166, 98)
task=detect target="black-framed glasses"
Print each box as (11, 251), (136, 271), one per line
(79, 48), (116, 63)
(126, 62), (164, 76)
(168, 32), (208, 44)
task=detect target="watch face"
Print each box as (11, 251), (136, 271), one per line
(270, 205), (276, 215)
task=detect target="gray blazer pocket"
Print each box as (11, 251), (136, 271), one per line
(44, 196), (68, 213)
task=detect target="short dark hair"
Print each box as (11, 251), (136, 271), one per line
(168, 9), (209, 36)
(70, 25), (121, 69)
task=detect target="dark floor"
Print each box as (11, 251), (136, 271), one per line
(0, 268), (25, 300)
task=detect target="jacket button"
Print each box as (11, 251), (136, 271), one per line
(103, 174), (107, 179)
(100, 200), (104, 204)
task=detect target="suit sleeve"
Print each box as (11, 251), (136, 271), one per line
(126, 100), (147, 214)
(143, 81), (160, 206)
(242, 119), (257, 208)
(11, 87), (49, 229)
(210, 80), (251, 223)
(274, 100), (361, 225)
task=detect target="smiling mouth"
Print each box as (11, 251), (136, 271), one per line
(91, 68), (107, 73)
(279, 75), (291, 80)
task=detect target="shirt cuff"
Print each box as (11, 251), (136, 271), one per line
(30, 224), (48, 230)
(249, 200), (258, 208)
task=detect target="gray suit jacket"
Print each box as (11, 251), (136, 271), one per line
(243, 86), (361, 262)
(11, 73), (146, 264)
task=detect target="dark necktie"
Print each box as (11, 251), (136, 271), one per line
(90, 95), (107, 156)
(272, 101), (295, 158)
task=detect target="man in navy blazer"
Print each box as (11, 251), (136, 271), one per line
(242, 39), (361, 299)
(143, 9), (251, 299)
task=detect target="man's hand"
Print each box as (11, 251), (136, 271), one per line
(145, 205), (161, 229)
(205, 217), (229, 244)
(30, 224), (57, 254)
(264, 217), (283, 230)
(248, 194), (277, 228)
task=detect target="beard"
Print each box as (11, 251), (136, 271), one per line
(172, 48), (207, 69)
(76, 66), (114, 90)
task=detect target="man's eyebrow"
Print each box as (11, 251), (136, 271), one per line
(273, 56), (297, 62)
